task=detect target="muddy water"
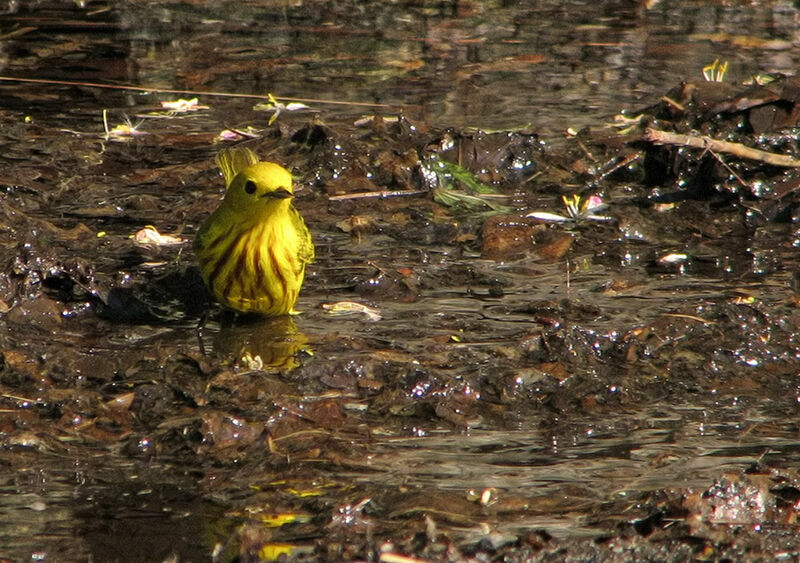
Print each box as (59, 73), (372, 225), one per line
(2, 1), (800, 560)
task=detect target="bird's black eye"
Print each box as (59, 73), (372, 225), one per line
(244, 180), (257, 195)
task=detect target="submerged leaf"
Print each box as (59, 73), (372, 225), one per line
(432, 188), (512, 213)
(259, 512), (312, 527)
(258, 543), (313, 561)
(424, 155), (497, 194)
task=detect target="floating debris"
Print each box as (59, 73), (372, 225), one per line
(322, 301), (382, 322)
(215, 127), (262, 141)
(159, 97), (208, 112)
(254, 93), (311, 125)
(132, 226), (186, 246)
(527, 194), (614, 223)
(102, 109), (145, 140)
(702, 59), (729, 82)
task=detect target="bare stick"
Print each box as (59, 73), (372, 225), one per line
(708, 149), (748, 188)
(660, 96), (685, 112)
(328, 189), (428, 201)
(643, 127), (800, 168)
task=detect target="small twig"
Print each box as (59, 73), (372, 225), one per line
(102, 108), (110, 140)
(1, 393), (40, 404)
(662, 313), (714, 324)
(593, 151), (642, 184)
(0, 75), (390, 108)
(523, 170), (543, 184)
(328, 189), (428, 201)
(644, 127), (800, 168)
(660, 96), (685, 112)
(708, 149), (749, 188)
(575, 137), (596, 162)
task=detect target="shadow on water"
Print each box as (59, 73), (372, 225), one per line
(2, 0), (800, 560)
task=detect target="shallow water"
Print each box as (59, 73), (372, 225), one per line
(2, 0), (800, 560)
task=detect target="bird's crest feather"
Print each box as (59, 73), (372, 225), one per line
(216, 147), (260, 188)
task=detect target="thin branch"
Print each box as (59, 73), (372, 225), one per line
(709, 148), (749, 188)
(594, 151), (642, 184)
(0, 75), (390, 108)
(643, 127), (800, 168)
(660, 96), (685, 112)
(328, 189), (428, 201)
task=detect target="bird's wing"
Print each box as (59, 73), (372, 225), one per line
(292, 209), (315, 266)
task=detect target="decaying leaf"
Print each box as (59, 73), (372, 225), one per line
(322, 301), (382, 322)
(159, 97), (208, 112)
(132, 226), (186, 246)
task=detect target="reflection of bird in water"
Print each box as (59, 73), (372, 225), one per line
(211, 315), (310, 370)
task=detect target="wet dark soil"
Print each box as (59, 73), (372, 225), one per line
(2, 1), (800, 561)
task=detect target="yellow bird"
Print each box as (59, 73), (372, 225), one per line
(194, 147), (314, 315)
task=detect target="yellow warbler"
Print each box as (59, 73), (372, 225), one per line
(194, 147), (314, 315)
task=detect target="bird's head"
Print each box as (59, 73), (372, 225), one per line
(223, 162), (295, 216)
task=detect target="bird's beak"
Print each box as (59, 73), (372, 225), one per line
(264, 188), (293, 199)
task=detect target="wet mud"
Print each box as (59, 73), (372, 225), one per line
(2, 1), (800, 561)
